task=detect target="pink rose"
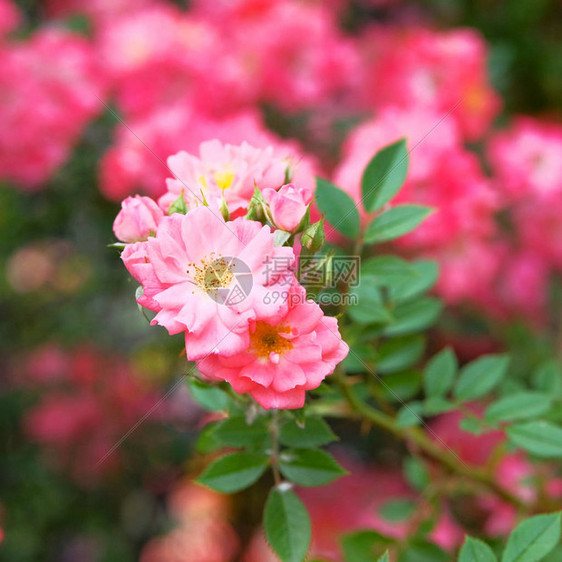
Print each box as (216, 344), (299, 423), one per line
(262, 183), (312, 232)
(124, 207), (296, 360)
(113, 195), (164, 243)
(197, 282), (348, 409)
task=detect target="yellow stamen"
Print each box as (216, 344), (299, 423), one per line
(198, 174), (208, 190)
(214, 167), (235, 190)
(189, 254), (234, 296)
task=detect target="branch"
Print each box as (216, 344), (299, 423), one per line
(335, 373), (527, 510)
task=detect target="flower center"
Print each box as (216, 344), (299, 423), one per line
(213, 166), (235, 190)
(189, 254), (234, 295)
(250, 321), (293, 358)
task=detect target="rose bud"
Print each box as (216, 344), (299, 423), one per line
(262, 183), (313, 232)
(113, 195), (164, 243)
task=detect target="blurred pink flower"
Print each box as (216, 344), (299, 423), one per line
(140, 481), (239, 562)
(0, 0), (20, 37)
(97, 4), (258, 119)
(516, 196), (562, 270)
(488, 117), (562, 201)
(23, 345), (162, 485)
(431, 239), (502, 307)
(0, 29), (107, 188)
(430, 407), (504, 467)
(494, 250), (549, 324)
(358, 26), (500, 140)
(46, 0), (156, 28)
(191, 0), (362, 113)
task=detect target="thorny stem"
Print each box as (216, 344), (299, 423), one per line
(335, 371), (528, 511)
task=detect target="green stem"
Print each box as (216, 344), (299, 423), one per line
(336, 373), (527, 510)
(270, 409), (282, 486)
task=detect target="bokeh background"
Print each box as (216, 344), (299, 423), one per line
(2, 0), (562, 560)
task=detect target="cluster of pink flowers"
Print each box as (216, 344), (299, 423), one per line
(357, 26), (500, 140)
(20, 344), (162, 485)
(114, 140), (348, 409)
(0, 27), (106, 188)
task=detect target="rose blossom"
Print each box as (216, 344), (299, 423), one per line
(262, 183), (312, 232)
(113, 195), (164, 243)
(122, 206), (296, 360)
(160, 140), (288, 217)
(357, 26), (500, 140)
(196, 283), (348, 409)
(488, 116), (562, 201)
(0, 0), (19, 37)
(0, 28), (107, 189)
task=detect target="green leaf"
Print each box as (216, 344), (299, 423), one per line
(460, 417), (485, 435)
(507, 422), (562, 458)
(378, 335), (425, 374)
(532, 361), (562, 396)
(379, 498), (416, 522)
(454, 354), (510, 401)
(390, 260), (439, 302)
(342, 530), (393, 562)
(379, 552), (391, 562)
(364, 205), (433, 244)
(213, 416), (270, 447)
(381, 371), (422, 403)
(423, 396), (456, 416)
(459, 536), (497, 562)
(383, 297), (442, 336)
(404, 457), (429, 491)
(396, 401), (424, 428)
(485, 393), (552, 424)
(348, 280), (393, 324)
(279, 416), (338, 449)
(343, 342), (378, 374)
(195, 421), (224, 453)
(424, 347), (458, 397)
(398, 540), (448, 562)
(361, 255), (419, 287)
(502, 512), (561, 562)
(167, 191), (187, 214)
(264, 487), (311, 562)
(361, 139), (409, 212)
(279, 449), (347, 487)
(187, 379), (230, 411)
(316, 177), (360, 239)
(196, 452), (268, 493)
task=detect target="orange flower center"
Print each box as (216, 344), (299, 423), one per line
(250, 321), (293, 358)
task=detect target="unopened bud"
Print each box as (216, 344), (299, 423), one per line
(301, 218), (325, 252)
